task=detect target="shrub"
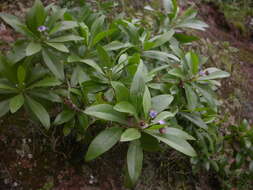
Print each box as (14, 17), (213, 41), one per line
(0, 0), (230, 187)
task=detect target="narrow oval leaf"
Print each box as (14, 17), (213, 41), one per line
(164, 127), (195, 140)
(151, 94), (174, 113)
(49, 35), (84, 42)
(127, 140), (143, 185)
(26, 42), (42, 56)
(9, 94), (24, 113)
(121, 128), (141, 142)
(152, 111), (174, 123)
(184, 83), (198, 110)
(42, 50), (65, 80)
(67, 55), (104, 75)
(84, 104), (128, 124)
(85, 127), (123, 161)
(111, 81), (130, 102)
(149, 29), (175, 49)
(46, 42), (69, 53)
(54, 110), (75, 125)
(180, 112), (207, 130)
(143, 86), (151, 118)
(26, 96), (50, 129)
(198, 70), (230, 80)
(145, 131), (196, 157)
(114, 101), (137, 116)
(29, 77), (61, 88)
(0, 100), (10, 117)
(143, 50), (180, 62)
(17, 66), (26, 84)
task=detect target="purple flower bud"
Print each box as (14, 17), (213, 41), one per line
(37, 25), (47, 32)
(149, 110), (158, 118)
(158, 120), (166, 125)
(199, 70), (205, 76)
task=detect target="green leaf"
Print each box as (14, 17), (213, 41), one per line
(114, 102), (137, 116)
(46, 42), (69, 53)
(143, 86), (151, 118)
(198, 70), (230, 80)
(79, 22), (90, 45)
(163, 127), (195, 140)
(84, 104), (127, 124)
(92, 29), (117, 47)
(49, 21), (78, 35)
(168, 67), (185, 79)
(184, 83), (198, 110)
(0, 100), (10, 117)
(151, 94), (174, 113)
(177, 20), (208, 31)
(9, 94), (24, 113)
(149, 29), (175, 49)
(145, 130), (196, 157)
(26, 0), (46, 33)
(0, 82), (16, 91)
(67, 55), (104, 75)
(143, 50), (179, 62)
(104, 41), (133, 51)
(26, 96), (50, 129)
(121, 128), (141, 142)
(185, 52), (199, 75)
(17, 65), (26, 84)
(54, 110), (75, 125)
(29, 89), (61, 103)
(42, 50), (64, 80)
(180, 112), (207, 130)
(49, 35), (84, 42)
(174, 33), (199, 43)
(26, 42), (42, 56)
(0, 13), (24, 34)
(85, 127), (123, 161)
(193, 83), (217, 111)
(130, 60), (146, 107)
(111, 81), (129, 102)
(152, 111), (174, 123)
(90, 15), (105, 37)
(118, 20), (139, 44)
(97, 45), (112, 68)
(30, 77), (61, 88)
(127, 140), (143, 185)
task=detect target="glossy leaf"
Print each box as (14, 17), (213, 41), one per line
(114, 102), (137, 116)
(127, 140), (143, 185)
(46, 42), (69, 53)
(26, 96), (50, 129)
(85, 127), (123, 161)
(121, 128), (141, 142)
(143, 86), (151, 118)
(9, 94), (24, 113)
(84, 104), (127, 124)
(151, 94), (174, 113)
(146, 130), (196, 157)
(42, 50), (64, 80)
(0, 100), (10, 117)
(54, 110), (75, 125)
(26, 42), (42, 56)
(180, 112), (207, 130)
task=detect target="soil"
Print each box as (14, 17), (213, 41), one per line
(0, 0), (253, 190)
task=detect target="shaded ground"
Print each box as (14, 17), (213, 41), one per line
(0, 0), (253, 190)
